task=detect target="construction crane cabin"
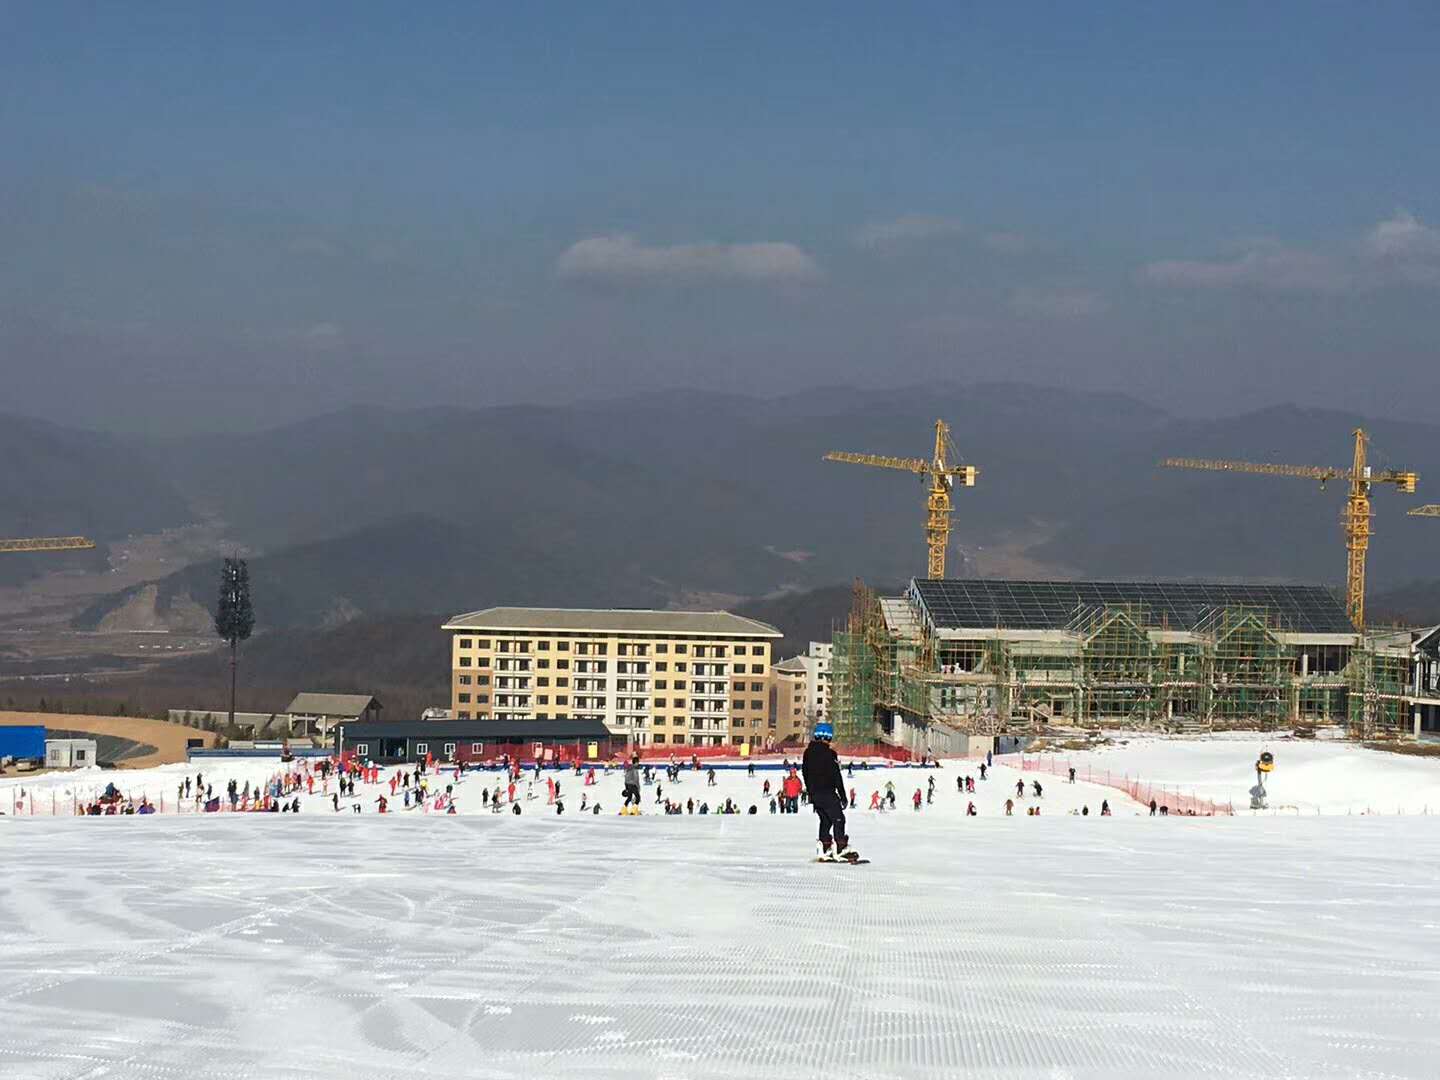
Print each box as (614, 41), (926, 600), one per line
(825, 419), (978, 579)
(1161, 428), (1417, 631)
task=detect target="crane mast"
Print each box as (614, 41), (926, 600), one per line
(825, 419), (977, 579)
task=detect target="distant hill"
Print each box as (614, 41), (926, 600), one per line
(14, 382), (1440, 628)
(1370, 581), (1440, 629)
(74, 513), (676, 632)
(0, 412), (191, 585)
(736, 583), (902, 660)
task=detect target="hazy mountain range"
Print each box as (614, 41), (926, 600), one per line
(8, 381), (1440, 634)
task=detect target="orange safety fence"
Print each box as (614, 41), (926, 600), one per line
(1010, 753), (1234, 816)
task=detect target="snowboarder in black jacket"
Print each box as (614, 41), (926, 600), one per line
(802, 722), (853, 860)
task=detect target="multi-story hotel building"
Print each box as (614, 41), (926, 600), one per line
(442, 607), (783, 748)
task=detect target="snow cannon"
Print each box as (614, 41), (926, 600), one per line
(1250, 751), (1275, 810)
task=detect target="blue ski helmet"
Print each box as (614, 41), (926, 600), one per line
(813, 721), (834, 741)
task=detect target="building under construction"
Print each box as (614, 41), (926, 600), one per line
(831, 578), (1426, 751)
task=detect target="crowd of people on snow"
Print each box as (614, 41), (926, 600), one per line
(24, 737), (1215, 820)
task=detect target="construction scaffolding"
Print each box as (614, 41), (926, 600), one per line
(1348, 641), (1411, 738)
(1197, 606), (1289, 730)
(835, 585), (1420, 740)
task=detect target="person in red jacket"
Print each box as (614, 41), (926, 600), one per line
(781, 770), (803, 814)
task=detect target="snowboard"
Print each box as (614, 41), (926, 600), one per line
(816, 854), (870, 865)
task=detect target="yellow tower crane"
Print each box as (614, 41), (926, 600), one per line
(825, 419), (978, 579)
(1408, 505), (1440, 518)
(1161, 428), (1417, 631)
(0, 536), (96, 554)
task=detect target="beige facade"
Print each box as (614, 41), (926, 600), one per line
(441, 607), (782, 748)
(771, 657), (810, 745)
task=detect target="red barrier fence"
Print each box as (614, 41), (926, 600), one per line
(1013, 754), (1234, 816)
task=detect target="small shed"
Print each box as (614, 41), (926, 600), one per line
(45, 738), (98, 769)
(285, 693), (382, 739)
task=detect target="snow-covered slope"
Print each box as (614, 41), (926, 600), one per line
(1052, 733), (1440, 814)
(3, 812), (1439, 1079)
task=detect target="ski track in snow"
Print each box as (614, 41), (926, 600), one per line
(4, 789), (1440, 1078)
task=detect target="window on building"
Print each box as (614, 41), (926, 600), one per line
(478, 695), (489, 704)
(557, 659), (569, 670)
(458, 693), (471, 703)
(654, 733), (666, 744)
(459, 657), (472, 667)
(656, 662), (668, 672)
(656, 643), (668, 653)
(751, 681), (763, 692)
(538, 695), (550, 705)
(733, 700), (745, 710)
(458, 675), (472, 685)
(656, 680), (667, 690)
(676, 644), (688, 654)
(556, 640), (568, 650)
(444, 742), (456, 756)
(537, 713), (549, 720)
(557, 677), (569, 687)
(459, 638), (472, 649)
(676, 662), (687, 672)
(479, 675), (490, 685)
(557, 695), (568, 705)
(538, 659), (550, 669)
(576, 642), (589, 655)
(416, 742), (428, 754)
(753, 700), (765, 710)
(751, 664), (763, 674)
(538, 640), (549, 650)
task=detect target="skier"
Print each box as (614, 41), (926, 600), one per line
(707, 767), (717, 787)
(622, 756), (642, 814)
(1100, 800), (1111, 816)
(1068, 766), (1076, 783)
(1005, 798), (1014, 816)
(1015, 779), (1025, 798)
(1032, 780), (1043, 798)
(956, 775), (964, 793)
(849, 787), (857, 809)
(802, 721), (855, 862)
(912, 789), (922, 811)
(978, 763), (987, 781)
(1149, 798), (1157, 816)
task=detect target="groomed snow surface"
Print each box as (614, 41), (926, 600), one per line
(4, 743), (1440, 1079)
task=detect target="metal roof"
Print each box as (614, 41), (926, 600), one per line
(442, 606), (782, 637)
(286, 693), (380, 717)
(911, 579), (1353, 635)
(773, 656), (808, 674)
(336, 718), (613, 741)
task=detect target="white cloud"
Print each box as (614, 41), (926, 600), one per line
(1362, 210), (1440, 260)
(1141, 248), (1350, 294)
(1010, 287), (1109, 319)
(982, 231), (1033, 255)
(556, 234), (819, 284)
(853, 215), (966, 250)
(1143, 212), (1440, 295)
(302, 322), (344, 348)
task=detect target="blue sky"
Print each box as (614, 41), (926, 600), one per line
(3, 2), (1438, 429)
